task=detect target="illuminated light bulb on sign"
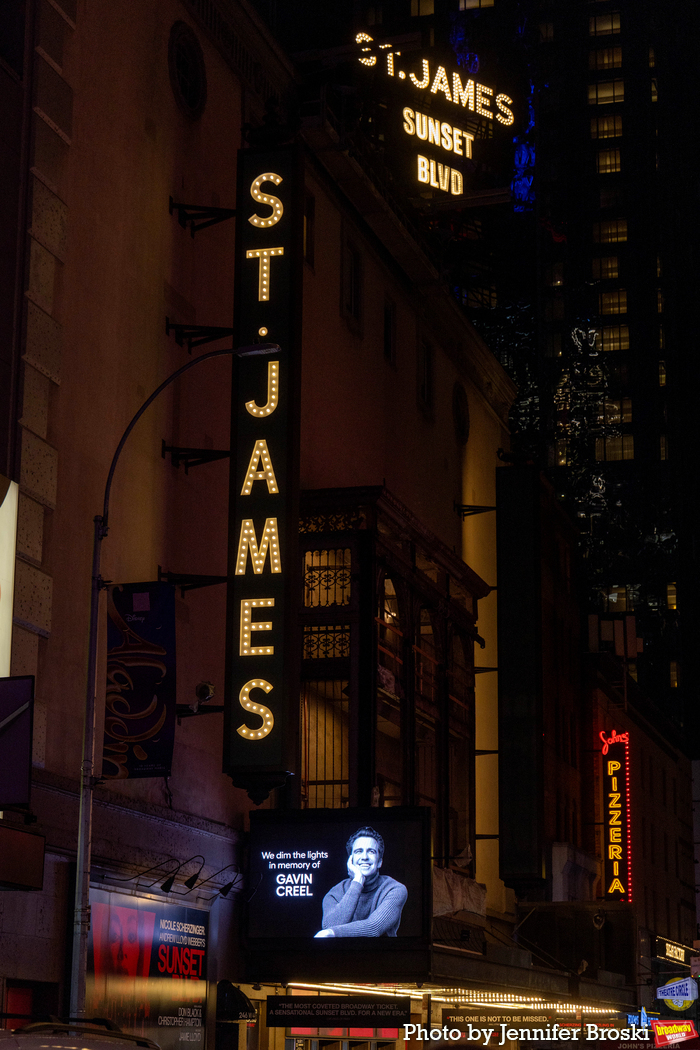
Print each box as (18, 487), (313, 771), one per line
(475, 83), (493, 118)
(235, 517), (282, 575)
(410, 59), (430, 90)
(246, 247), (285, 301)
(239, 598), (275, 656)
(245, 360), (279, 417)
(430, 65), (452, 101)
(248, 173), (284, 227)
(416, 156), (464, 196)
(355, 32), (377, 66)
(240, 439), (279, 494)
(496, 93), (515, 125)
(236, 679), (274, 740)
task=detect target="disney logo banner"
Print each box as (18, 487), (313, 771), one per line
(102, 582), (177, 779)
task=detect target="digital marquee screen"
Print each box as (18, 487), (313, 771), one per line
(247, 807), (431, 947)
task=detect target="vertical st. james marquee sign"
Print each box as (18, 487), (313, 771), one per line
(224, 146), (303, 803)
(600, 729), (632, 900)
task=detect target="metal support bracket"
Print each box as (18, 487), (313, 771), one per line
(176, 704), (225, 721)
(475, 666), (498, 674)
(454, 502), (497, 519)
(161, 439), (230, 473)
(165, 318), (236, 353)
(158, 569), (228, 595)
(169, 197), (236, 236)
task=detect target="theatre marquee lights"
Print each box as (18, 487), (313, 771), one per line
(224, 147), (302, 799)
(356, 33), (515, 197)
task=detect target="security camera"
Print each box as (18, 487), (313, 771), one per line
(195, 681), (215, 703)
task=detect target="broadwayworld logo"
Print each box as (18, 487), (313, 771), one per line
(404, 1025), (651, 1045)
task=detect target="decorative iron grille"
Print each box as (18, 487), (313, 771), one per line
(303, 549), (352, 607)
(303, 624), (351, 659)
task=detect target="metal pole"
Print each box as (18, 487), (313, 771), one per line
(69, 513), (106, 1018)
(69, 343), (278, 1016)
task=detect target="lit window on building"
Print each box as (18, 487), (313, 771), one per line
(599, 288), (627, 314)
(588, 80), (625, 105)
(591, 114), (623, 138)
(545, 261), (564, 286)
(659, 360), (666, 385)
(670, 660), (678, 688)
(657, 255), (662, 277)
(460, 0), (494, 8)
(593, 218), (627, 242)
(597, 149), (621, 173)
(599, 397), (632, 425)
(592, 256), (619, 279)
(666, 582), (677, 609)
(602, 584), (632, 611)
(589, 12), (621, 35)
(660, 434), (667, 460)
(659, 325), (665, 349)
(657, 288), (664, 313)
(589, 47), (622, 70)
(649, 46), (656, 68)
(651, 78), (658, 102)
(555, 439), (569, 466)
(540, 22), (554, 42)
(596, 324), (629, 351)
(595, 434), (634, 460)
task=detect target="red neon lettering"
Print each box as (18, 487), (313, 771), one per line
(600, 729), (629, 755)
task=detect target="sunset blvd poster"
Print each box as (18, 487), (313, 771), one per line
(86, 889), (208, 1050)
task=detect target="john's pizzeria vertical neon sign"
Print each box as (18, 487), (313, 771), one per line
(600, 730), (632, 900)
(224, 148), (302, 796)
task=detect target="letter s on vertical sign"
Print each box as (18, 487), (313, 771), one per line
(249, 173), (284, 227)
(237, 679), (274, 739)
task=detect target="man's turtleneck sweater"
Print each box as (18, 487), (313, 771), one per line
(321, 869), (408, 937)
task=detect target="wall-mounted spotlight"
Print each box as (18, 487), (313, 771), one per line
(184, 856), (206, 889)
(160, 855), (206, 894)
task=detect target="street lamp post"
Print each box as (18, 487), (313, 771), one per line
(69, 343), (278, 1018)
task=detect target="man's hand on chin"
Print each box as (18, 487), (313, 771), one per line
(314, 929), (336, 937)
(347, 856), (365, 884)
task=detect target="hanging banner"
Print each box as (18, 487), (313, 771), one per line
(0, 474), (18, 676)
(224, 145), (303, 800)
(102, 582), (177, 779)
(600, 729), (632, 900)
(86, 889), (208, 1050)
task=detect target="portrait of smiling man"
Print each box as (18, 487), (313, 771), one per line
(314, 826), (408, 938)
